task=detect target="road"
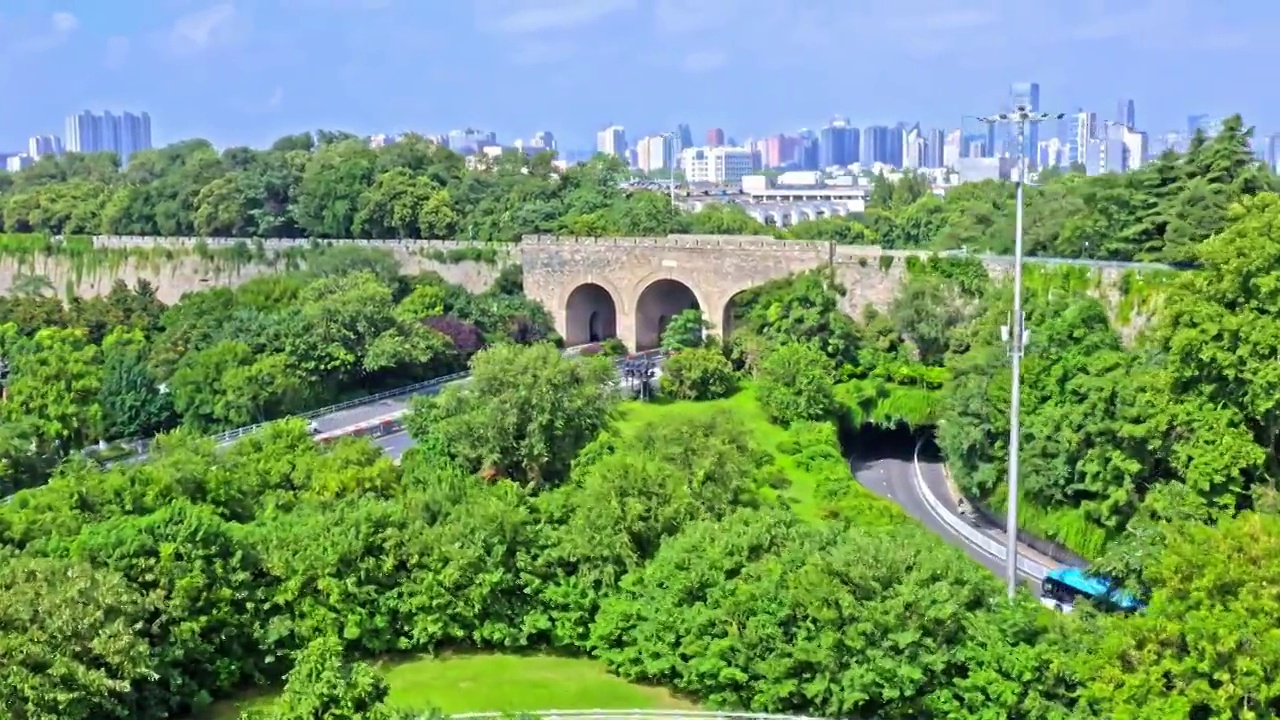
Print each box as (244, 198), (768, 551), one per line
(299, 355), (1049, 589)
(851, 440), (1048, 592)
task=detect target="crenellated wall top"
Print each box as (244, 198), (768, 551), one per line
(90, 235), (514, 251)
(519, 233), (830, 251)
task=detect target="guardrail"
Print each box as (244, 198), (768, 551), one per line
(910, 440), (1051, 581)
(448, 707), (829, 712)
(208, 371), (470, 444)
(205, 343), (631, 445)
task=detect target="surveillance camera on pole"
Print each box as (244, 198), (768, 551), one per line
(973, 103), (1064, 599)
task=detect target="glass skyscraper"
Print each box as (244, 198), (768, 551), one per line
(1009, 81), (1041, 169)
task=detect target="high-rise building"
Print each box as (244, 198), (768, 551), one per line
(1267, 132), (1280, 173)
(679, 146), (754, 185)
(942, 129), (963, 168)
(706, 128), (725, 146)
(596, 125), (627, 158)
(1068, 111), (1098, 166)
(926, 128), (945, 168)
(531, 131), (556, 151)
(27, 135), (62, 159)
(65, 110), (101, 153)
(63, 110), (153, 164)
(796, 130), (819, 170)
(819, 118), (858, 167)
(860, 125), (893, 165)
(1116, 99), (1136, 129)
(902, 125), (925, 169)
(1187, 114), (1224, 139)
(636, 134), (674, 173)
(1010, 81), (1041, 168)
(676, 124), (694, 150)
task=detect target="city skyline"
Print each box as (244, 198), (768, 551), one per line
(0, 1), (1277, 150)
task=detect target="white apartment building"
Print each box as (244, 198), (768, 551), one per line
(680, 146), (754, 185)
(636, 134), (674, 173)
(596, 125), (627, 158)
(5, 154), (34, 172)
(64, 110), (152, 164)
(27, 135), (62, 159)
(942, 129), (963, 168)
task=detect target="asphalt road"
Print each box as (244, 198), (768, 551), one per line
(849, 438), (1044, 592)
(344, 365), (1043, 591)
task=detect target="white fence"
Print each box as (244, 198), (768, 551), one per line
(910, 441), (1052, 581)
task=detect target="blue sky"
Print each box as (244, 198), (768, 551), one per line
(0, 0), (1275, 151)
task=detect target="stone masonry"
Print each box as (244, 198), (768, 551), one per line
(0, 235), (1174, 344)
(3, 236), (518, 302)
(519, 234), (1177, 351)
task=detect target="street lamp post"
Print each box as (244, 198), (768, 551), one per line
(975, 105), (1064, 599)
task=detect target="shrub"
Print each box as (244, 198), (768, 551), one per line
(660, 346), (737, 401)
(756, 342), (836, 426)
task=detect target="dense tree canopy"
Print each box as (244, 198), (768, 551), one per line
(0, 250), (551, 496)
(1, 116), (1272, 264)
(1, 117), (1280, 719)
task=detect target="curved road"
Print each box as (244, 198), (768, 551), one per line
(343, 369), (1050, 589)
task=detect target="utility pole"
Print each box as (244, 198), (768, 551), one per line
(975, 105), (1064, 599)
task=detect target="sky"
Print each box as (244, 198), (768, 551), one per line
(1, 0), (1277, 152)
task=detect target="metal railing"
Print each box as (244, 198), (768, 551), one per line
(174, 348), (667, 450)
(208, 371), (470, 444)
(204, 343), (637, 445)
(448, 707), (829, 712)
(910, 440), (1051, 581)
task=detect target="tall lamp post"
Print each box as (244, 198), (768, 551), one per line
(975, 105), (1064, 598)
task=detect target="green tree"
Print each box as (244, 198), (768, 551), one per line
(0, 556), (157, 720)
(2, 326), (104, 449)
(659, 308), (711, 350)
(755, 342), (837, 426)
(248, 637), (398, 720)
(659, 346), (736, 400)
(408, 343), (617, 487)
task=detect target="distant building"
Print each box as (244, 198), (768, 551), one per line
(27, 135), (62, 159)
(596, 125), (627, 158)
(5, 154), (34, 172)
(706, 128), (725, 146)
(942, 130), (963, 168)
(64, 110), (152, 164)
(1010, 81), (1041, 168)
(820, 118), (858, 167)
(1116, 99), (1136, 128)
(680, 146), (754, 185)
(636, 134), (675, 173)
(955, 157), (1013, 183)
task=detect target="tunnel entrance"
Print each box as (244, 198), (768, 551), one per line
(564, 283), (618, 346)
(635, 279), (700, 351)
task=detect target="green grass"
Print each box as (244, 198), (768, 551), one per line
(194, 654), (694, 719)
(616, 384), (824, 519)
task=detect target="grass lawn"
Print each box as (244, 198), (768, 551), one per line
(616, 384), (824, 520)
(194, 654), (694, 719)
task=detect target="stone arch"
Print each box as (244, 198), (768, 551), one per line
(634, 278), (704, 351)
(720, 286), (759, 341)
(564, 282), (620, 346)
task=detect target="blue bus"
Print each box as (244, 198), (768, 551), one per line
(1040, 567), (1143, 613)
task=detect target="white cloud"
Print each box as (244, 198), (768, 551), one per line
(477, 0), (636, 34)
(267, 86), (284, 108)
(104, 36), (131, 69)
(51, 12), (78, 33)
(165, 3), (245, 55)
(6, 11), (79, 55)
